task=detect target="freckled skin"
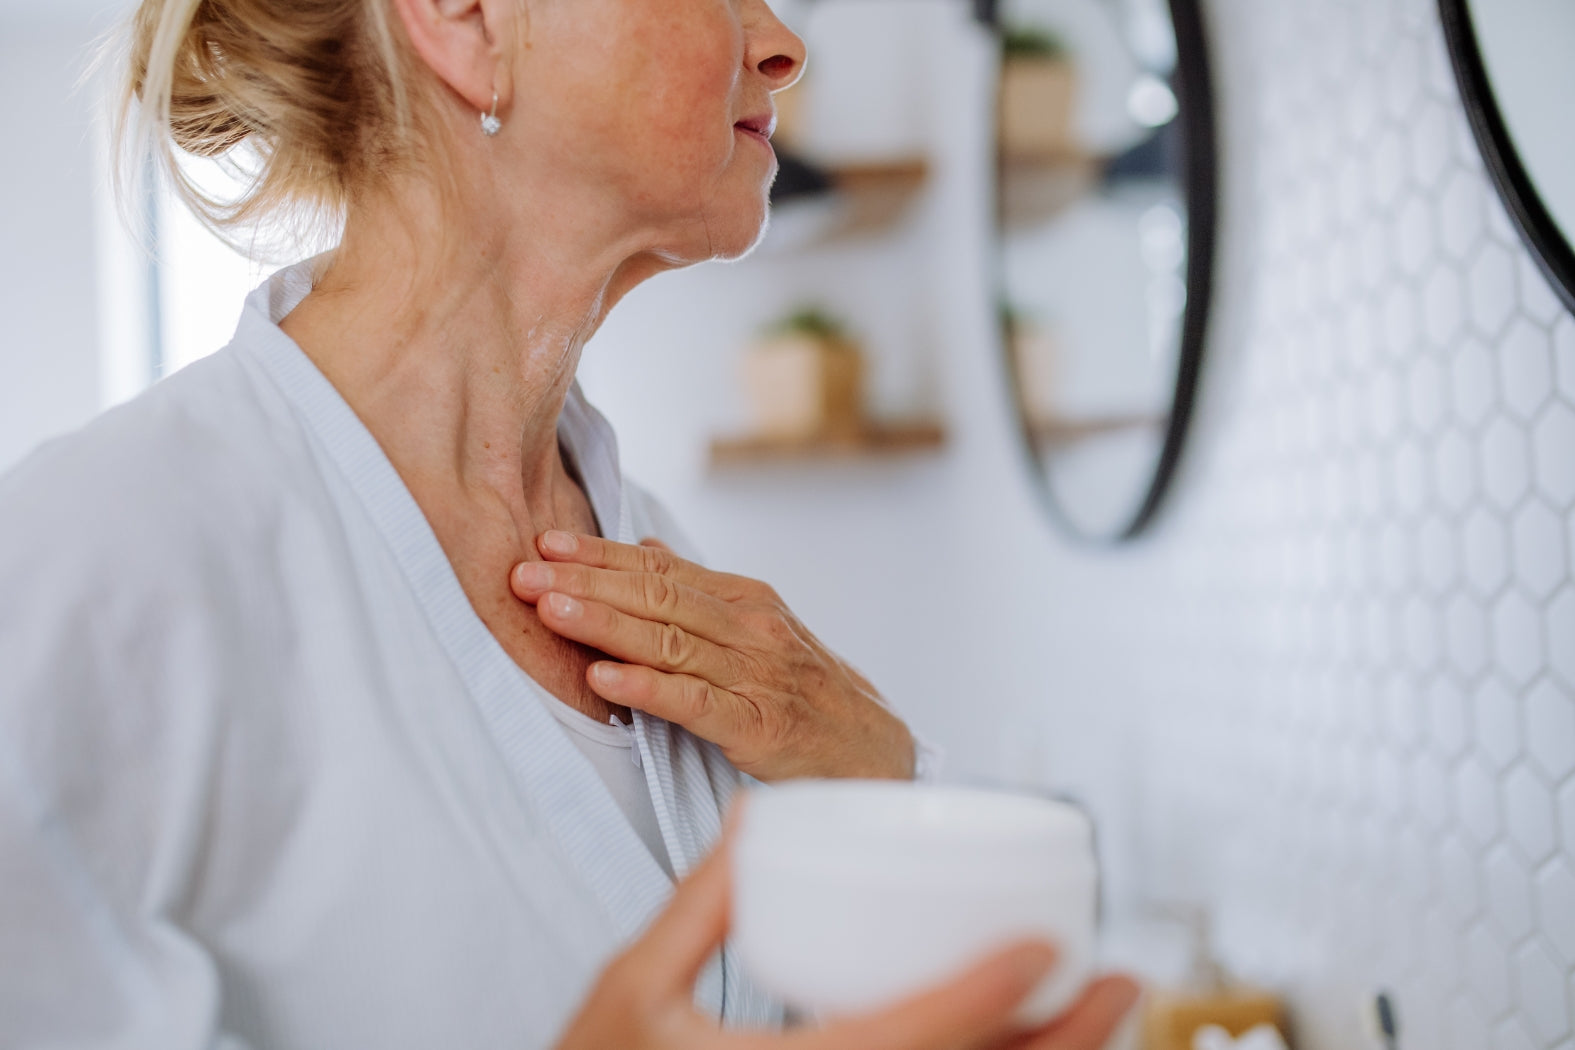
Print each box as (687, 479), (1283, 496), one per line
(437, 0), (796, 722)
(499, 0), (779, 266)
(282, 0), (803, 728)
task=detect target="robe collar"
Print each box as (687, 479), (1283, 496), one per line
(237, 262), (698, 954)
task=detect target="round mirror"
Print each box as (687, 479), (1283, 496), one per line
(1440, 0), (1575, 315)
(988, 0), (1215, 541)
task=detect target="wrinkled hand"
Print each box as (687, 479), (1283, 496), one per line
(555, 816), (1141, 1050)
(510, 531), (915, 782)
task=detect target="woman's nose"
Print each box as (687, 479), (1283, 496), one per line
(746, 1), (807, 92)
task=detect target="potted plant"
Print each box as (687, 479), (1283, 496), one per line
(998, 24), (1077, 159)
(743, 307), (866, 441)
(1003, 301), (1060, 427)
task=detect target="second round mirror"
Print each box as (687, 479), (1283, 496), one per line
(992, 0), (1215, 541)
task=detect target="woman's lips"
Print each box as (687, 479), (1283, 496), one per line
(734, 113), (777, 146)
(735, 124), (774, 149)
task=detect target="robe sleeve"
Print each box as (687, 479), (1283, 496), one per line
(0, 456), (256, 1050)
(0, 757), (254, 1050)
(912, 737), (946, 782)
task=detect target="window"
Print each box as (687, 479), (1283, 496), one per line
(97, 149), (291, 405)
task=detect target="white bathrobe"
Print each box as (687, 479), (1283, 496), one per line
(0, 263), (782, 1048)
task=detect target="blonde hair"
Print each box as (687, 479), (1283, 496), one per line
(116, 0), (415, 256)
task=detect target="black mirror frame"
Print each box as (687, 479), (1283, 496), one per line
(985, 0), (1218, 543)
(1438, 0), (1575, 317)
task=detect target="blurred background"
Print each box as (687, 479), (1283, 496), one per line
(4, 0), (1574, 1048)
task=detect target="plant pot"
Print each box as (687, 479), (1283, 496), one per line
(999, 58), (1078, 159)
(1010, 321), (1060, 427)
(742, 334), (865, 441)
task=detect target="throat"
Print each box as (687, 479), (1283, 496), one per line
(501, 601), (633, 727)
(416, 459), (631, 726)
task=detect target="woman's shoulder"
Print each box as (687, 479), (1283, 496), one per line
(0, 350), (335, 914)
(0, 347), (317, 573)
(0, 345), (337, 697)
(0, 341), (337, 751)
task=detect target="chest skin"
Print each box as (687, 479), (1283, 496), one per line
(414, 465), (631, 727)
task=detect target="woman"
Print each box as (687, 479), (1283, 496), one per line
(0, 0), (1137, 1046)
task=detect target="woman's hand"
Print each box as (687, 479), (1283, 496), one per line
(555, 822), (1141, 1050)
(510, 531), (916, 782)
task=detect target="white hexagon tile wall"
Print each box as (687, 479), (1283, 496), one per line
(1114, 1), (1575, 1048)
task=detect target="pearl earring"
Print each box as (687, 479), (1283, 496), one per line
(480, 93), (501, 137)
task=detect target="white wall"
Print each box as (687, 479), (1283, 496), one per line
(0, 22), (108, 470)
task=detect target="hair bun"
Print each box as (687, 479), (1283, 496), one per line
(119, 0), (410, 256)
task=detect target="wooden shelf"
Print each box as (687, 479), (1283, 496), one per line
(999, 145), (1100, 167)
(828, 159), (930, 191)
(1028, 413), (1165, 445)
(709, 420), (946, 467)
(766, 158), (931, 247)
(829, 160), (929, 236)
(998, 151), (1101, 228)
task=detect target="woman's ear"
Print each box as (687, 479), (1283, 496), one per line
(389, 0), (515, 116)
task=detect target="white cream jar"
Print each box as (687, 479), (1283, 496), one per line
(732, 780), (1098, 1026)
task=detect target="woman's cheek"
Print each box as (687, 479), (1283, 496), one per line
(647, 95), (740, 185)
(655, 30), (744, 152)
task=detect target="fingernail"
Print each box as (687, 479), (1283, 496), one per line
(513, 562), (552, 589)
(592, 662), (622, 687)
(547, 593), (581, 619)
(541, 531), (577, 555)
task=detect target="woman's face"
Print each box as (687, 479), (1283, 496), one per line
(507, 0), (806, 262)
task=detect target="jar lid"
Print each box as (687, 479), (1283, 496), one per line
(740, 780), (1095, 874)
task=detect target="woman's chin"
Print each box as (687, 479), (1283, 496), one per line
(707, 203), (772, 261)
(652, 194), (770, 266)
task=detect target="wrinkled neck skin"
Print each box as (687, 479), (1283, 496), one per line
(279, 161), (680, 543)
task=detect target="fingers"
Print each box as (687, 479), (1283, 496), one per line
(537, 531), (759, 602)
(535, 591), (744, 685)
(511, 560), (748, 649)
(818, 941), (1059, 1050)
(585, 662), (752, 749)
(1014, 976), (1142, 1050)
(561, 810), (757, 1050)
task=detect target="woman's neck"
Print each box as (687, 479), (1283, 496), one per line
(277, 184), (670, 724)
(280, 183), (662, 535)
